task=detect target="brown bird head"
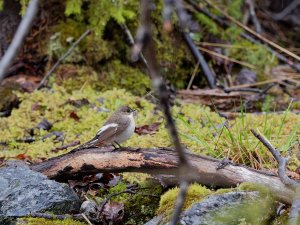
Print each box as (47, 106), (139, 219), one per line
(116, 105), (136, 116)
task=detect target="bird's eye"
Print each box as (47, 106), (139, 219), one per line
(127, 108), (132, 113)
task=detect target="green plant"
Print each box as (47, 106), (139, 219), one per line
(65, 0), (137, 37)
(175, 102), (300, 169)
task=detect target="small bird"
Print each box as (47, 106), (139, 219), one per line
(76, 105), (136, 149)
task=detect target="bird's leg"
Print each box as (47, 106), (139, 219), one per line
(114, 141), (122, 148)
(112, 143), (118, 149)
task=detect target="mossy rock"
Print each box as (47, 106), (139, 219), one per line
(157, 183), (212, 220)
(17, 218), (87, 225)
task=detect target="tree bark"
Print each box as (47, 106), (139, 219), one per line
(30, 147), (294, 204)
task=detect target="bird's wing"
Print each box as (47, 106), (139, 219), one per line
(95, 123), (119, 143)
(74, 117), (131, 150)
(74, 123), (119, 150)
(102, 115), (131, 137)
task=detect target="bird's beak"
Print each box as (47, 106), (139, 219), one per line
(132, 109), (137, 117)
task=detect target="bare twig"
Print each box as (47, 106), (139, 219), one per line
(36, 29), (91, 90)
(162, 0), (217, 88)
(121, 24), (149, 69)
(98, 185), (139, 216)
(251, 129), (299, 187)
(271, 0), (300, 20)
(245, 0), (262, 34)
(29, 212), (84, 221)
(135, 0), (189, 167)
(224, 87), (262, 94)
(183, 32), (216, 88)
(235, 83), (276, 111)
(163, 0), (174, 32)
(169, 180), (189, 225)
(81, 213), (93, 225)
(0, 0), (39, 82)
(134, 1), (196, 224)
(186, 61), (200, 90)
(197, 46), (255, 69)
(0, 137), (35, 145)
(173, 0), (190, 29)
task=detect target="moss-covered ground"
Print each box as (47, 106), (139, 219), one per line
(1, 85), (299, 170)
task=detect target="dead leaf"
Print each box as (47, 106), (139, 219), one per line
(69, 111), (80, 121)
(103, 201), (124, 224)
(135, 122), (161, 135)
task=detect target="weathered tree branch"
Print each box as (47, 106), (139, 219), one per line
(30, 147), (294, 204)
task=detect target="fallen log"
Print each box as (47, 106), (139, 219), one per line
(30, 147), (294, 204)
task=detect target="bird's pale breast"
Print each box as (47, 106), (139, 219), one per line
(114, 114), (135, 143)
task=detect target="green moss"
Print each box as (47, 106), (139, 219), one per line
(154, 31), (194, 89)
(99, 60), (151, 95)
(49, 0), (195, 90)
(50, 64), (99, 92)
(228, 40), (278, 76)
(56, 19), (86, 47)
(122, 173), (154, 185)
(227, 0), (244, 20)
(238, 182), (272, 197)
(0, 87), (153, 159)
(105, 180), (163, 225)
(271, 211), (289, 225)
(82, 35), (113, 64)
(65, 0), (83, 18)
(0, 82), (20, 112)
(19, 0), (30, 15)
(87, 0), (136, 37)
(210, 193), (275, 225)
(51, 35), (83, 64)
(157, 183), (212, 219)
(18, 217), (87, 225)
(158, 183), (274, 224)
(51, 62), (150, 95)
(195, 13), (220, 35)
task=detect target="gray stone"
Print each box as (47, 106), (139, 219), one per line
(180, 191), (275, 225)
(145, 215), (164, 225)
(0, 161), (81, 224)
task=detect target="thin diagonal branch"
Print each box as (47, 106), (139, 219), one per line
(135, 0), (188, 166)
(0, 0), (39, 82)
(134, 1), (195, 224)
(36, 29), (91, 90)
(169, 180), (189, 225)
(251, 129), (299, 187)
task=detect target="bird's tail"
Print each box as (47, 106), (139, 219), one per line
(71, 137), (100, 151)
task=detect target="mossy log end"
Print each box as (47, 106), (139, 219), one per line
(30, 147), (294, 204)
